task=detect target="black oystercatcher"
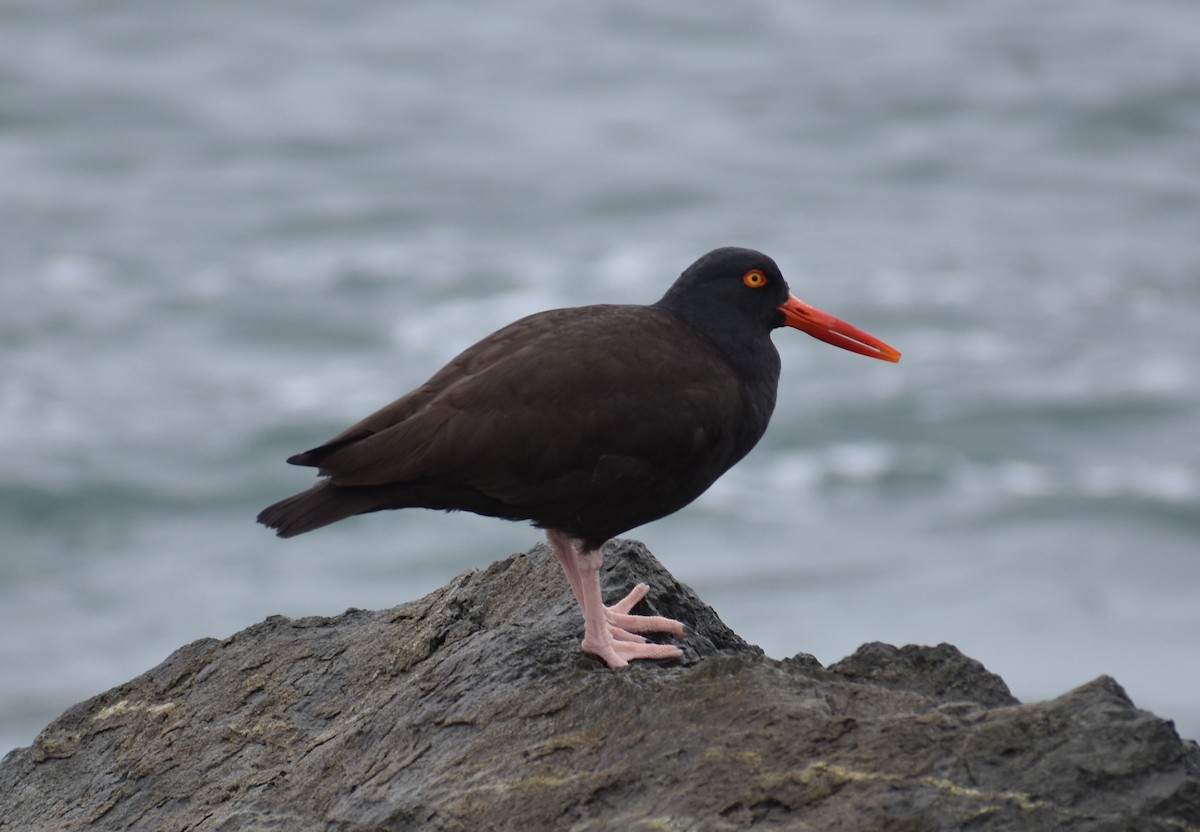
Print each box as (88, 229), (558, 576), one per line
(258, 247), (900, 667)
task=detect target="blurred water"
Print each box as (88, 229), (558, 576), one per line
(2, 0), (1199, 752)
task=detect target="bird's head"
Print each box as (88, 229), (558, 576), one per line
(658, 247), (901, 363)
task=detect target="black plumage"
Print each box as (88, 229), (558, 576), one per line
(258, 247), (899, 667)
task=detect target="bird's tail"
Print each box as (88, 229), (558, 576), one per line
(257, 481), (385, 538)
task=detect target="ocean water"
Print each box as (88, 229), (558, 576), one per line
(3, 0), (1199, 753)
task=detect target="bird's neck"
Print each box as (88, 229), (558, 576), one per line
(653, 301), (782, 450)
(655, 302), (781, 386)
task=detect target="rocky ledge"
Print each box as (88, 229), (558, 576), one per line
(2, 540), (1198, 831)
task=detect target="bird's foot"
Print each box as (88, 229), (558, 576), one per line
(544, 532), (690, 669)
(581, 636), (683, 669)
(604, 582), (690, 638)
(580, 582), (688, 668)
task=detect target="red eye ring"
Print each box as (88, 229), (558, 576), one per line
(743, 269), (767, 289)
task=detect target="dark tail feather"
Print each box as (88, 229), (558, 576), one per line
(257, 482), (385, 538)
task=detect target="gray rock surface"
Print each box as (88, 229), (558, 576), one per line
(2, 539), (1197, 831)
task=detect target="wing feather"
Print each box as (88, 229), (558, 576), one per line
(295, 304), (744, 513)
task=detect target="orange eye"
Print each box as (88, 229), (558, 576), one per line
(742, 269), (767, 289)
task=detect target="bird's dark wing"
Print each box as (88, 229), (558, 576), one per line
(290, 304), (745, 509)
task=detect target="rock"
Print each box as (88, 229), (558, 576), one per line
(1, 539), (1197, 831)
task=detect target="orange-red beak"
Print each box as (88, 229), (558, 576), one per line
(778, 295), (901, 362)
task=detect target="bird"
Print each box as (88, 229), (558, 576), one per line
(257, 247), (900, 668)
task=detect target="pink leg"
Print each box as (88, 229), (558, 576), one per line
(546, 530), (686, 667)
